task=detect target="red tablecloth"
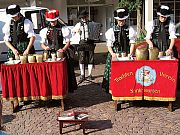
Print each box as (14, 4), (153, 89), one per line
(110, 60), (178, 101)
(1, 59), (68, 101)
(175, 38), (180, 58)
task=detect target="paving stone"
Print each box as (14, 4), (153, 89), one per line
(1, 51), (180, 134)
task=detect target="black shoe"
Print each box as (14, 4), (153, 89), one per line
(87, 75), (94, 80)
(79, 75), (85, 83)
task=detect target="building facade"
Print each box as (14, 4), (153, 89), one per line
(0, 0), (179, 41)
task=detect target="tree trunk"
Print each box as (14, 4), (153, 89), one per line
(137, 8), (142, 38)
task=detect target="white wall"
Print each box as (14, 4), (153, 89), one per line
(94, 6), (106, 41)
(53, 0), (68, 23)
(106, 0), (118, 5)
(30, 0), (36, 6)
(145, 0), (153, 25)
(35, 0), (68, 23)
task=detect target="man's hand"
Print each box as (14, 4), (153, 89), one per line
(58, 49), (64, 53)
(12, 49), (19, 55)
(111, 53), (117, 61)
(165, 48), (173, 56)
(23, 49), (29, 55)
(128, 54), (134, 60)
(146, 39), (154, 49)
(149, 44), (153, 49)
(45, 46), (50, 51)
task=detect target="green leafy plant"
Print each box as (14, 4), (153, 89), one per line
(118, 0), (142, 12)
(136, 29), (146, 44)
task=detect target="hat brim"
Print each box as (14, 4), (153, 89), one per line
(114, 15), (129, 20)
(157, 12), (170, 17)
(46, 17), (59, 22)
(78, 15), (88, 19)
(7, 12), (19, 18)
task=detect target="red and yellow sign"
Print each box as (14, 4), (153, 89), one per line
(110, 60), (178, 101)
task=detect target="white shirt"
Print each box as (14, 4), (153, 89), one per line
(105, 26), (136, 47)
(145, 20), (177, 39)
(73, 22), (89, 40)
(2, 18), (35, 41)
(39, 26), (71, 44)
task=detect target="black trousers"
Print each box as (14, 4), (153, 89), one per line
(77, 42), (95, 64)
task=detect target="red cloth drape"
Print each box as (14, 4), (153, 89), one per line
(175, 38), (180, 58)
(1, 60), (68, 101)
(110, 60), (178, 101)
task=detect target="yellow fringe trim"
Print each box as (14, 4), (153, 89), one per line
(112, 96), (143, 100)
(112, 96), (176, 101)
(143, 96), (176, 101)
(2, 95), (66, 102)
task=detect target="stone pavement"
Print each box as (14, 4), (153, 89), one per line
(1, 43), (180, 135)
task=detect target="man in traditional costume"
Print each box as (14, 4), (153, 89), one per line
(102, 8), (136, 93)
(73, 10), (96, 83)
(39, 9), (77, 92)
(3, 4), (35, 59)
(145, 5), (177, 56)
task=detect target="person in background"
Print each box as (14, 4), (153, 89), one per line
(102, 8), (136, 93)
(2, 4), (35, 60)
(145, 5), (177, 56)
(39, 9), (77, 93)
(73, 10), (96, 83)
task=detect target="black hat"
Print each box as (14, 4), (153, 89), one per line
(157, 5), (170, 17)
(78, 10), (89, 19)
(6, 4), (20, 17)
(114, 8), (129, 20)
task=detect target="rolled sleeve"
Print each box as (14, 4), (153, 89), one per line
(62, 26), (71, 42)
(3, 34), (11, 42)
(39, 28), (48, 44)
(169, 22), (177, 39)
(73, 22), (81, 33)
(2, 21), (11, 41)
(105, 28), (114, 47)
(129, 26), (136, 44)
(145, 21), (154, 39)
(106, 40), (113, 47)
(24, 19), (36, 38)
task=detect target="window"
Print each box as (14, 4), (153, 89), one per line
(25, 9), (47, 34)
(67, 0), (105, 5)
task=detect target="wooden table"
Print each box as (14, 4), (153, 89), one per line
(0, 59), (68, 112)
(110, 59), (178, 112)
(57, 112), (88, 134)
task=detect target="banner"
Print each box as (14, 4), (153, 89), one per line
(110, 60), (178, 101)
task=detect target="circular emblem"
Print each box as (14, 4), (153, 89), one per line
(135, 66), (156, 86)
